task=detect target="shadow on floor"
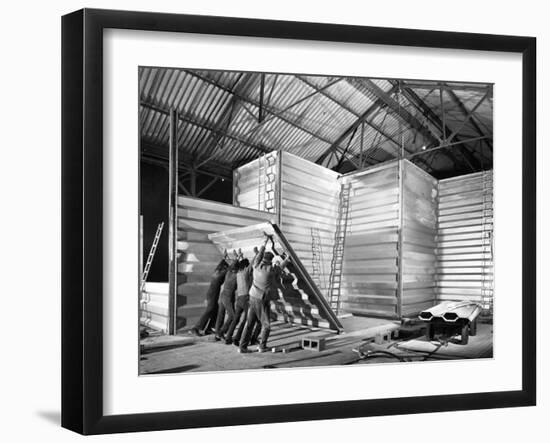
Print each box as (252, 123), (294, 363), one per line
(262, 350), (342, 369)
(146, 364), (200, 374)
(141, 342), (195, 355)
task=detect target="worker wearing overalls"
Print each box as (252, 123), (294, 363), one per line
(214, 253), (239, 341)
(189, 256), (229, 336)
(239, 234), (289, 353)
(224, 257), (252, 345)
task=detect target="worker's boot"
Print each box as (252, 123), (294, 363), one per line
(188, 327), (201, 337)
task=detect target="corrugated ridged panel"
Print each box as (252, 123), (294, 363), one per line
(140, 282), (169, 332)
(401, 160), (438, 316)
(340, 162), (400, 318)
(176, 196), (275, 329)
(435, 171), (494, 312)
(279, 152), (340, 299)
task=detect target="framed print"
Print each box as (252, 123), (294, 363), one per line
(61, 8), (536, 435)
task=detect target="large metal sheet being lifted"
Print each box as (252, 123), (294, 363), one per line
(208, 223), (344, 332)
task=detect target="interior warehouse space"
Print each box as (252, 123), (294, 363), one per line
(138, 68), (494, 374)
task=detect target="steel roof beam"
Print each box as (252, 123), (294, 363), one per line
(195, 73), (259, 168)
(446, 87), (493, 152)
(345, 78), (448, 171)
(141, 140), (233, 179)
(335, 125), (360, 170)
(400, 82), (492, 92)
(407, 136), (489, 159)
(140, 100), (272, 156)
(443, 91), (490, 143)
(183, 70), (343, 150)
(243, 77), (343, 140)
(398, 86), (474, 169)
(313, 84), (398, 166)
(348, 78), (441, 146)
(313, 81), (433, 171)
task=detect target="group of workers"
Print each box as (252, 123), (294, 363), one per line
(189, 233), (290, 353)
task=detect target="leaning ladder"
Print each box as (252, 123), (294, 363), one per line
(310, 227), (323, 290)
(328, 183), (351, 313)
(480, 171), (493, 315)
(140, 222), (164, 292)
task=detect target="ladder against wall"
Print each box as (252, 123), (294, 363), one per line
(139, 222), (168, 333)
(328, 182), (351, 314)
(310, 227), (324, 290)
(140, 222), (164, 292)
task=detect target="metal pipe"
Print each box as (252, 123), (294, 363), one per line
(419, 301), (482, 323)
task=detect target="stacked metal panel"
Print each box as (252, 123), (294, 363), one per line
(435, 171), (494, 312)
(140, 282), (169, 332)
(339, 161), (401, 318)
(278, 152), (340, 300)
(177, 196), (275, 329)
(401, 160), (438, 316)
(232, 153), (494, 320)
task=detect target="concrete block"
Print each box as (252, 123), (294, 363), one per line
(301, 336), (326, 352)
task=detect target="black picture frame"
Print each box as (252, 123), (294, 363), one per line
(61, 8), (537, 435)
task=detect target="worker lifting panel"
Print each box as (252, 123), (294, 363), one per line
(208, 222), (343, 332)
(233, 151), (341, 301)
(176, 197), (276, 330)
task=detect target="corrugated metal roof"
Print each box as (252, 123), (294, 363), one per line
(140, 67), (493, 178)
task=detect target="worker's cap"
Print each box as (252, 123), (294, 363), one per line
(262, 251), (274, 264)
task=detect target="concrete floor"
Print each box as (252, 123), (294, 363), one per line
(140, 315), (493, 374)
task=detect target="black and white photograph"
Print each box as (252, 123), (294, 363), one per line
(138, 68), (494, 374)
(0, 0), (545, 439)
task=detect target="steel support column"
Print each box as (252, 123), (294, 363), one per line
(189, 168), (197, 197)
(168, 108), (178, 335)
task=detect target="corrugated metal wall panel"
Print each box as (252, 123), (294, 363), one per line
(176, 196), (275, 329)
(279, 152), (340, 299)
(140, 282), (169, 332)
(401, 160), (438, 316)
(231, 155), (494, 322)
(435, 171), (494, 312)
(340, 161), (400, 318)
